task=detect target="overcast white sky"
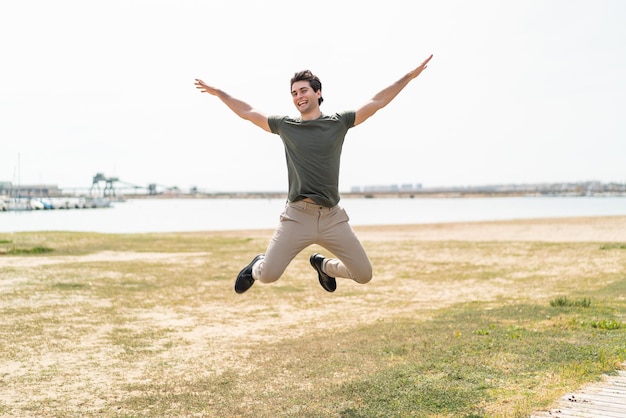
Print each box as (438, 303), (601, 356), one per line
(1, 0), (624, 193)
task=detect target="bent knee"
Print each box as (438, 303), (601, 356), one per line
(256, 274), (280, 284)
(353, 274), (372, 284)
(253, 262), (283, 284)
(351, 266), (373, 284)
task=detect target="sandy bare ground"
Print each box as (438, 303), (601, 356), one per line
(353, 215), (626, 242)
(1, 216), (625, 415)
(185, 215), (626, 243)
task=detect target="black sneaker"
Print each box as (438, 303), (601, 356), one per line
(310, 253), (336, 292)
(235, 254), (264, 294)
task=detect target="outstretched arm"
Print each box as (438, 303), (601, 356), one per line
(354, 54), (433, 126)
(194, 79), (271, 132)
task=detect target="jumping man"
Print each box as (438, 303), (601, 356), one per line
(195, 54), (433, 294)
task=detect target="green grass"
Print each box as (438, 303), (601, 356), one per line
(0, 230), (625, 417)
(600, 243), (626, 250)
(0, 237), (54, 255)
(550, 296), (592, 308)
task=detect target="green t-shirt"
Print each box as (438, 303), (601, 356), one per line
(268, 111), (356, 207)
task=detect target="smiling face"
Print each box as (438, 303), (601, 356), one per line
(291, 80), (322, 119)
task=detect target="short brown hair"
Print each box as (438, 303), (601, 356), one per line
(290, 70), (323, 105)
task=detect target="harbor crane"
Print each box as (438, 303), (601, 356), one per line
(90, 173), (120, 197)
(90, 173), (154, 196)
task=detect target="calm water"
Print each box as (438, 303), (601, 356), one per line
(1, 196), (625, 233)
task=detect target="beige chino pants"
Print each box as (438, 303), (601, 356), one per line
(252, 201), (373, 284)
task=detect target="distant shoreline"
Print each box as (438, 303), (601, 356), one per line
(4, 180), (625, 200)
(122, 190), (626, 199)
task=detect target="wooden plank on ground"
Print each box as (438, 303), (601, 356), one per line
(531, 369), (626, 418)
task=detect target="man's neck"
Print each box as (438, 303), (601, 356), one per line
(300, 109), (322, 121)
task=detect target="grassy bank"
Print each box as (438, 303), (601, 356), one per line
(1, 227), (625, 417)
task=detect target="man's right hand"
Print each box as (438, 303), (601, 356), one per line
(194, 79), (218, 95)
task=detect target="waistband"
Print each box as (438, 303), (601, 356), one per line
(287, 200), (337, 212)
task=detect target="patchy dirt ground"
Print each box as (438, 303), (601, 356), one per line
(355, 215), (626, 242)
(1, 216), (625, 416)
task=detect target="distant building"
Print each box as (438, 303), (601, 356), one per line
(0, 182), (61, 197)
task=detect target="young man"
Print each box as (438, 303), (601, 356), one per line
(195, 54), (433, 294)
